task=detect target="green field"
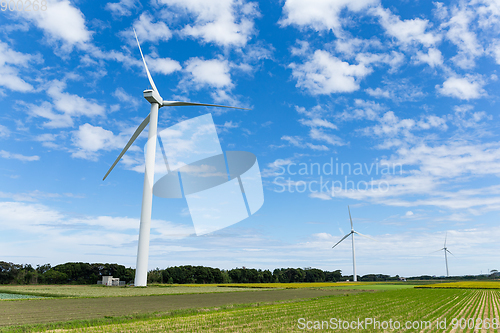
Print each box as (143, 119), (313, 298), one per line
(417, 281), (500, 289)
(0, 293), (41, 300)
(0, 285), (267, 298)
(1, 283), (499, 332)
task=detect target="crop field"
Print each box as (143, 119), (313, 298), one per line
(2, 283), (500, 332)
(417, 281), (500, 289)
(38, 288), (500, 333)
(0, 282), (415, 298)
(0, 285), (266, 298)
(218, 282), (414, 289)
(0, 293), (41, 300)
(0, 288), (357, 329)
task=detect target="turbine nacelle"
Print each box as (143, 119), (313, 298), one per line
(144, 89), (163, 105)
(331, 206), (375, 282)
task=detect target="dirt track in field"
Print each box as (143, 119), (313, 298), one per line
(0, 289), (355, 327)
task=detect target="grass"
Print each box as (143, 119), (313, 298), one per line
(216, 281), (419, 289)
(32, 288), (500, 332)
(3, 282), (495, 332)
(0, 289), (359, 331)
(0, 293), (41, 300)
(0, 285), (267, 298)
(317, 284), (416, 290)
(417, 281), (500, 289)
(0, 282), (417, 298)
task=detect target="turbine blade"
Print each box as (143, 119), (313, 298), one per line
(430, 248), (445, 254)
(446, 249), (455, 256)
(332, 232), (352, 249)
(348, 205), (353, 230)
(133, 29), (158, 93)
(353, 231), (376, 241)
(103, 114), (150, 181)
(444, 232), (447, 247)
(162, 100), (251, 110)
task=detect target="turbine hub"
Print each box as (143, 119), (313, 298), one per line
(144, 89), (163, 105)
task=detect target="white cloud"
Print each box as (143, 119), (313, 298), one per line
(0, 202), (63, 231)
(0, 201), (194, 265)
(133, 12), (172, 43)
(309, 128), (343, 146)
(71, 124), (126, 160)
(452, 104), (492, 128)
(261, 158), (293, 178)
(35, 133), (62, 149)
(23, 0), (91, 46)
(365, 87), (391, 99)
(216, 120), (239, 134)
(280, 0), (378, 34)
(417, 115), (448, 130)
(333, 141), (500, 212)
(0, 124), (10, 138)
(370, 111), (415, 137)
(373, 6), (441, 47)
(299, 118), (337, 129)
(183, 57), (232, 89)
(105, 0), (138, 17)
(0, 150), (40, 162)
(0, 66), (34, 93)
(335, 38), (383, 57)
(290, 50), (372, 95)
(145, 56), (181, 75)
(442, 5), (483, 69)
(159, 0), (259, 47)
(337, 99), (384, 121)
(289, 105), (344, 149)
(414, 48), (443, 67)
(309, 192), (332, 200)
(364, 79), (425, 102)
(0, 190), (82, 202)
(0, 41), (40, 92)
(355, 51), (404, 72)
(26, 80), (106, 128)
(488, 39), (500, 64)
(112, 88), (140, 109)
(209, 89), (243, 107)
(281, 136), (329, 151)
(436, 75), (486, 100)
(361, 110), (447, 149)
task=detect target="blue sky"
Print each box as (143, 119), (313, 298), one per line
(1, 0), (500, 278)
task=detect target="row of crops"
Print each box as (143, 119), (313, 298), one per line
(50, 288), (500, 332)
(418, 281), (500, 289)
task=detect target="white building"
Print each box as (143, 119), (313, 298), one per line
(101, 276), (121, 286)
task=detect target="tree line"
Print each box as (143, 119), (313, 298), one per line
(0, 262), (134, 285)
(147, 266), (344, 284)
(0, 261), (346, 285)
(1, 261), (423, 285)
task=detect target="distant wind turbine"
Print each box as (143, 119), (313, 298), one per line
(332, 206), (374, 282)
(433, 232), (454, 277)
(103, 29), (249, 287)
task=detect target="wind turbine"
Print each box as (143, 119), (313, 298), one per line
(434, 232), (454, 277)
(103, 30), (249, 287)
(332, 206), (373, 282)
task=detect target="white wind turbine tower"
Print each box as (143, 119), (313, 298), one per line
(433, 232), (454, 277)
(103, 30), (249, 287)
(332, 206), (374, 282)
